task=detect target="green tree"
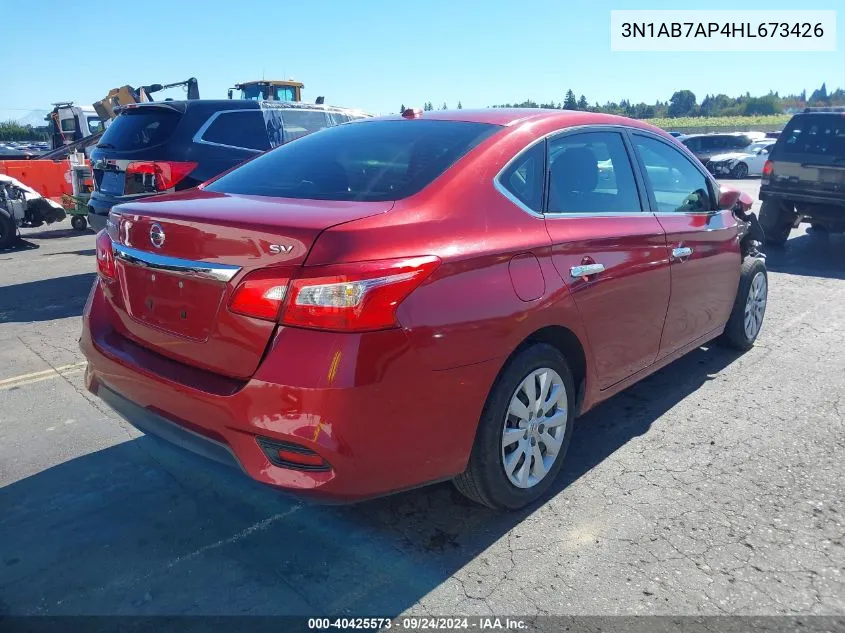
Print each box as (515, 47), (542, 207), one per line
(809, 83), (828, 104)
(400, 104), (406, 113)
(423, 101), (433, 111)
(577, 95), (588, 110)
(667, 90), (697, 117)
(441, 102), (448, 110)
(457, 101), (463, 109)
(563, 89), (578, 110)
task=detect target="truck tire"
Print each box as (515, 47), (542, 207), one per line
(0, 208), (16, 249)
(759, 200), (793, 246)
(720, 257), (768, 351)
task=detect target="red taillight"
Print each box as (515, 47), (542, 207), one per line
(95, 230), (115, 280)
(283, 256), (440, 331)
(227, 256), (440, 331)
(124, 161), (198, 193)
(228, 268), (292, 321)
(762, 160), (774, 178)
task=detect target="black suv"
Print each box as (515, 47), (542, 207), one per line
(759, 107), (845, 245)
(681, 133), (756, 165)
(88, 100), (368, 231)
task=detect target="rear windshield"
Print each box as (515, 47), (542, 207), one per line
(779, 114), (845, 157)
(97, 109), (181, 151)
(205, 119), (500, 202)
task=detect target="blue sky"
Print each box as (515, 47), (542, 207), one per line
(1, 0), (842, 121)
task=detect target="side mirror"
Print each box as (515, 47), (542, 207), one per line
(719, 186), (753, 212)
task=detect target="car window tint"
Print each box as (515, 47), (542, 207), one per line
(633, 135), (713, 213)
(98, 110), (181, 150)
(281, 110), (331, 143)
(206, 120), (499, 202)
(202, 111), (270, 151)
(546, 131), (641, 214)
(780, 115), (845, 156)
(499, 142), (544, 213)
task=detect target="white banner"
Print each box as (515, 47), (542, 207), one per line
(610, 10), (837, 52)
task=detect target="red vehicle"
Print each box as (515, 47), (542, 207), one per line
(81, 109), (767, 510)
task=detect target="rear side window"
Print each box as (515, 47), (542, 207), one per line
(98, 110), (180, 150)
(280, 110), (330, 142)
(201, 111), (270, 151)
(499, 142), (545, 213)
(206, 120), (499, 202)
(547, 131), (642, 214)
(779, 115), (845, 157)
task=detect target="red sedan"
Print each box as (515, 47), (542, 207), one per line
(81, 108), (767, 509)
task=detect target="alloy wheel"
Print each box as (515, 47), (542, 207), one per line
(501, 368), (568, 489)
(744, 271), (767, 340)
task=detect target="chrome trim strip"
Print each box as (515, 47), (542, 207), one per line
(112, 243), (241, 283)
(492, 124), (653, 219)
(546, 211), (646, 219)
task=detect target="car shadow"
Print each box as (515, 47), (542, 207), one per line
(19, 227), (86, 240)
(0, 272), (95, 323)
(0, 239), (39, 255)
(765, 230), (845, 280)
(0, 343), (742, 616)
(42, 248), (96, 257)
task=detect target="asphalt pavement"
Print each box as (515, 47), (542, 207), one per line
(1, 180), (843, 619)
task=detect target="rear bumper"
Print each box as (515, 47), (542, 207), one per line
(81, 281), (499, 502)
(759, 187), (845, 209)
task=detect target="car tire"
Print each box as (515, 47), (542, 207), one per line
(731, 162), (749, 179)
(720, 257), (768, 352)
(71, 215), (88, 231)
(453, 343), (576, 510)
(0, 208), (16, 249)
(759, 200), (793, 246)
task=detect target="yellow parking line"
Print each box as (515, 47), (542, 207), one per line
(0, 361), (87, 388)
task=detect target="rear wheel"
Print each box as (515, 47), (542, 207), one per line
(721, 257), (768, 351)
(0, 208), (16, 249)
(759, 200), (793, 246)
(71, 215), (87, 231)
(731, 162), (749, 179)
(453, 343), (575, 510)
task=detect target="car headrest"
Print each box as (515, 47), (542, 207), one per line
(551, 147), (599, 195)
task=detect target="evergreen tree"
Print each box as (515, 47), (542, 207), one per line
(577, 95), (588, 110)
(457, 101), (463, 109)
(563, 89), (578, 110)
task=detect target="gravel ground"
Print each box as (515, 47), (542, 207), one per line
(1, 180), (843, 621)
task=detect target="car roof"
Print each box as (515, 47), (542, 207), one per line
(125, 100), (370, 115)
(377, 108), (671, 132)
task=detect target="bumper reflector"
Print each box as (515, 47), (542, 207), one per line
(256, 437), (330, 471)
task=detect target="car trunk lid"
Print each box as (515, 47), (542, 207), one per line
(105, 189), (391, 378)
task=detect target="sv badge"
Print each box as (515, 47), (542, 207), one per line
(268, 244), (294, 255)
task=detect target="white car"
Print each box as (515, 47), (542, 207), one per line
(706, 140), (775, 179)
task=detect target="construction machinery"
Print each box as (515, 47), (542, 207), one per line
(228, 79), (306, 102)
(46, 102), (106, 152)
(93, 78), (200, 121)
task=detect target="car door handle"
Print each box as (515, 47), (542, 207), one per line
(570, 263), (606, 278)
(672, 246), (693, 260)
